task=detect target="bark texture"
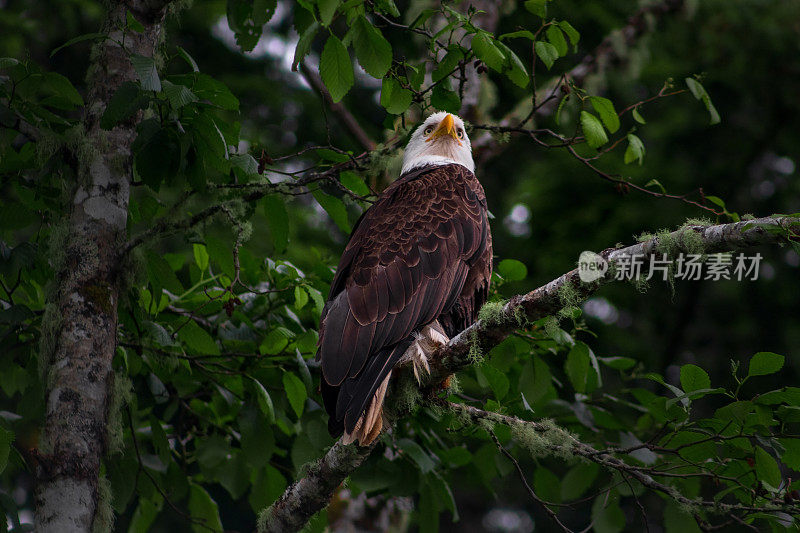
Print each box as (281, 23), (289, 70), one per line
(259, 214), (799, 532)
(34, 2), (170, 532)
(258, 441), (376, 533)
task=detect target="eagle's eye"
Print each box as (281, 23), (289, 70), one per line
(456, 128), (464, 139)
(424, 126), (434, 135)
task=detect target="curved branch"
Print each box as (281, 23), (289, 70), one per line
(258, 440), (376, 533)
(257, 214), (799, 532)
(426, 215), (798, 380)
(452, 403), (800, 516)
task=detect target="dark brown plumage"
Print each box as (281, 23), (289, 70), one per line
(316, 163), (492, 444)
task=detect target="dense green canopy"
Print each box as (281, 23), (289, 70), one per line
(1, 0), (799, 531)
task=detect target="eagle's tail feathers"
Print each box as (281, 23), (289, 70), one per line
(343, 371), (391, 446)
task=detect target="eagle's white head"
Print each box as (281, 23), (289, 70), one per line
(401, 111), (474, 175)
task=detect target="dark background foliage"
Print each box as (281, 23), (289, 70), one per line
(1, 0), (798, 531)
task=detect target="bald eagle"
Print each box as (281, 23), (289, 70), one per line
(317, 112), (493, 445)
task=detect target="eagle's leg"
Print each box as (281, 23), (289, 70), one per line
(402, 320), (450, 384)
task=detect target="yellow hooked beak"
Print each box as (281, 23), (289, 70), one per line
(426, 113), (462, 145)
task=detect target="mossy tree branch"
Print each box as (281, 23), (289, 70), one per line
(258, 214), (799, 533)
(426, 215), (798, 381)
(451, 403), (800, 517)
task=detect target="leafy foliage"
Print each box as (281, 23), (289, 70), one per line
(0, 1), (799, 532)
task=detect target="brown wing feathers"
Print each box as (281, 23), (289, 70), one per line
(317, 164), (491, 440)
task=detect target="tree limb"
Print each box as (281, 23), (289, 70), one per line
(258, 214), (799, 532)
(452, 403), (800, 516)
(300, 62), (376, 152)
(426, 215), (798, 380)
(257, 440), (377, 533)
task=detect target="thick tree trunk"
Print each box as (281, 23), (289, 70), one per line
(34, 2), (170, 531)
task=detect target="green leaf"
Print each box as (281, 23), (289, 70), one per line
(632, 107), (646, 124)
(664, 501), (701, 533)
(173, 73), (239, 110)
(566, 343), (591, 393)
(624, 134), (645, 165)
(293, 21), (319, 71)
(546, 26), (568, 57)
(471, 33), (505, 72)
(249, 377), (275, 424)
(480, 364), (509, 400)
(497, 258), (527, 281)
(430, 85), (460, 114)
(253, 0), (277, 25)
(145, 249), (183, 295)
(318, 0), (339, 26)
(339, 171), (370, 196)
(374, 0), (400, 17)
(43, 72), (84, 107)
(100, 81), (145, 130)
(128, 496), (163, 533)
(645, 179), (666, 194)
(779, 438), (800, 470)
(533, 467), (561, 503)
(558, 20), (580, 51)
(126, 10), (145, 32)
(130, 53), (161, 92)
(685, 77), (721, 125)
(304, 287), (324, 316)
(680, 364), (710, 393)
(591, 492), (625, 533)
(178, 321), (220, 355)
(176, 45), (200, 72)
(162, 80), (198, 109)
(294, 285), (308, 309)
(0, 57), (20, 69)
(534, 41), (558, 70)
(580, 111), (608, 148)
(312, 190), (350, 232)
(260, 327), (293, 354)
(561, 463), (599, 500)
(598, 356), (636, 370)
(0, 427), (13, 474)
(755, 446), (781, 489)
(50, 33), (106, 57)
(496, 42), (529, 88)
(380, 77), (413, 115)
(282, 372), (306, 418)
(397, 438), (435, 473)
(188, 484), (223, 533)
(432, 46), (462, 82)
(319, 35), (353, 103)
(352, 16), (392, 78)
(193, 243), (209, 271)
(748, 351), (784, 377)
(498, 30), (537, 41)
(524, 0), (547, 17)
(249, 465), (286, 512)
(590, 96), (620, 134)
(263, 195), (289, 252)
(227, 0), (269, 52)
(135, 127), (181, 191)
